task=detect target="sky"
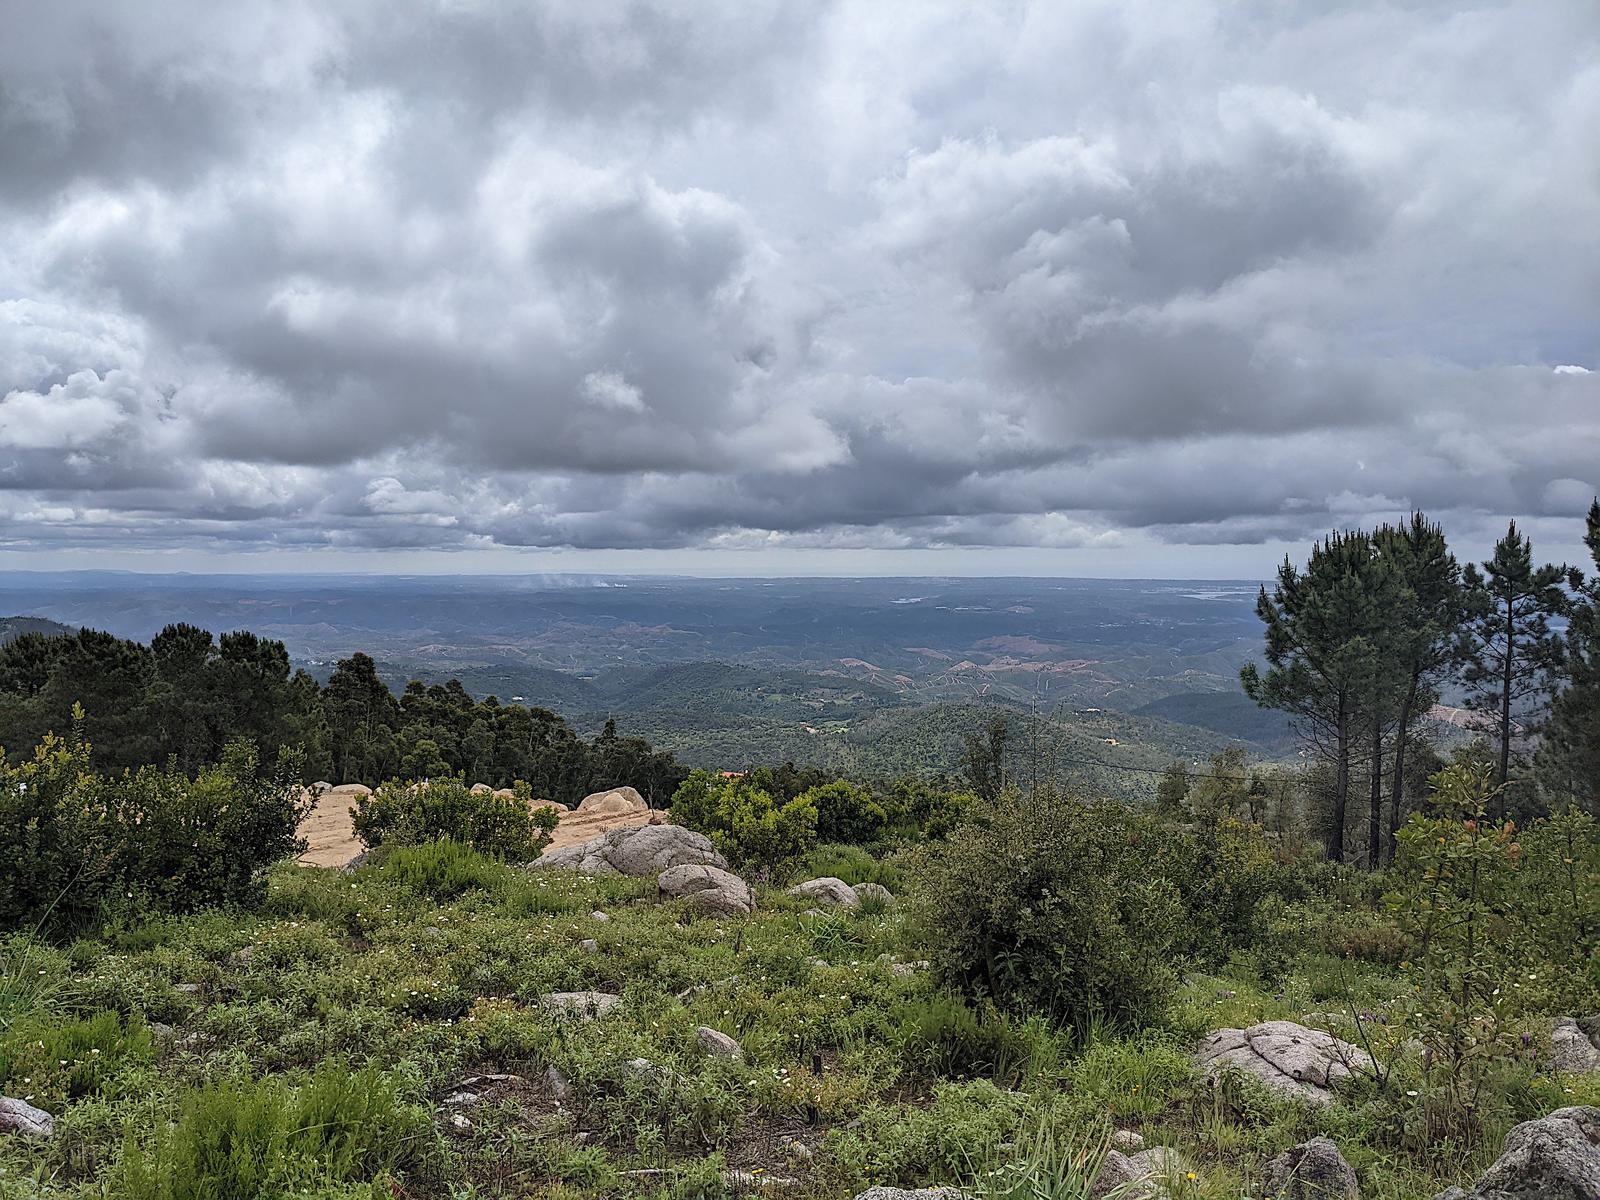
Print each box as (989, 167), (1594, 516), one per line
(1, 1), (1597, 578)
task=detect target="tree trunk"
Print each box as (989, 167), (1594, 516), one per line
(1368, 709), (1383, 870)
(1498, 593), (1515, 816)
(1331, 699), (1350, 863)
(1388, 673), (1418, 866)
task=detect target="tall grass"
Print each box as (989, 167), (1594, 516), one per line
(117, 1060), (440, 1199)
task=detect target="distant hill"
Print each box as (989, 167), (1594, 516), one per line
(575, 698), (1273, 805)
(0, 615), (73, 644)
(1134, 690), (1297, 752)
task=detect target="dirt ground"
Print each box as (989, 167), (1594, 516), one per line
(295, 785), (663, 868)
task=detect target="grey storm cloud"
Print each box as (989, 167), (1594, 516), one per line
(1, 0), (1598, 565)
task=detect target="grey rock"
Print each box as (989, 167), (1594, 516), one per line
(1262, 1137), (1359, 1199)
(442, 1090), (481, 1107)
(1093, 1147), (1185, 1200)
(1196, 1021), (1374, 1106)
(0, 1096), (54, 1139)
(1550, 1017), (1600, 1073)
(447, 1111), (473, 1132)
(1111, 1129), (1145, 1152)
(1431, 1106), (1600, 1199)
(591, 910), (610, 922)
(174, 982), (201, 995)
(658, 863), (754, 915)
(578, 938), (600, 953)
(852, 1190), (963, 1200)
(788, 877), (859, 909)
(540, 990), (622, 1019)
(544, 1064), (571, 1101)
(853, 882), (894, 906)
(697, 1026), (744, 1058)
(535, 824), (726, 875)
(226, 945), (255, 970)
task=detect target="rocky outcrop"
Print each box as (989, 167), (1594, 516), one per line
(1262, 1138), (1359, 1199)
(1432, 1106), (1600, 1199)
(540, 991), (622, 1019)
(659, 864), (754, 915)
(576, 786), (648, 815)
(854, 882), (894, 906)
(1196, 1021), (1374, 1106)
(1549, 1016), (1600, 1073)
(788, 877), (859, 909)
(535, 824), (728, 875)
(0, 1097), (53, 1139)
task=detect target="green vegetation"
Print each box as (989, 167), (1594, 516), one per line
(0, 721), (309, 934)
(352, 777), (560, 860)
(0, 740), (1594, 1198)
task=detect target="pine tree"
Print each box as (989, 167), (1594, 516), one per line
(1372, 514), (1463, 862)
(1243, 531), (1390, 863)
(1535, 499), (1600, 812)
(1459, 521), (1568, 810)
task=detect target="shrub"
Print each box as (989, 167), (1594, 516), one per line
(1163, 813), (1304, 966)
(894, 993), (1041, 1083)
(117, 1060), (439, 1199)
(913, 789), (1185, 1031)
(885, 776), (978, 839)
(382, 838), (504, 899)
(352, 776), (557, 859)
(796, 780), (889, 843)
(0, 722), (310, 932)
(669, 769), (818, 871)
(0, 1009), (153, 1108)
(802, 844), (903, 891)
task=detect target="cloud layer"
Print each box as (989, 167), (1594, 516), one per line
(2, 1), (1597, 568)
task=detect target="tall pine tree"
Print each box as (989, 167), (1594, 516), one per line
(1459, 521), (1567, 809)
(1535, 499), (1600, 812)
(1243, 531), (1389, 863)
(1373, 514), (1463, 862)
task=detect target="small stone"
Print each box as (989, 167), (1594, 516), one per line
(725, 1168), (801, 1191)
(544, 1064), (571, 1101)
(591, 910), (610, 922)
(1111, 1129), (1145, 1152)
(578, 938), (599, 953)
(174, 983), (201, 995)
(853, 882), (894, 906)
(788, 877), (860, 909)
(447, 1112), (473, 1132)
(442, 1090), (480, 1107)
(225, 946), (255, 970)
(540, 991), (621, 1019)
(697, 1026), (744, 1058)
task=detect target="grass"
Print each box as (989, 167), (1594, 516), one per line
(0, 843), (1588, 1199)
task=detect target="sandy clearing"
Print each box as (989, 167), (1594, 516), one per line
(295, 785), (666, 869)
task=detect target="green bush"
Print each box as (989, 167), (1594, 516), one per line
(669, 769), (818, 871)
(352, 776), (557, 859)
(796, 780), (889, 843)
(382, 838), (504, 899)
(0, 722), (310, 932)
(894, 993), (1042, 1083)
(0, 1009), (153, 1108)
(802, 844), (903, 891)
(913, 789), (1185, 1031)
(117, 1060), (439, 1199)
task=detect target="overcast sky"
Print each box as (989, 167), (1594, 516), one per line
(1, 1), (1597, 577)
